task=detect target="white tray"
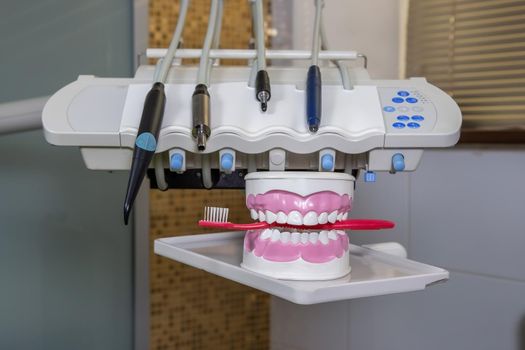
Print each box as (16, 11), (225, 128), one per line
(154, 231), (448, 305)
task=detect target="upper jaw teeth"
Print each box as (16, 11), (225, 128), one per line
(251, 209), (348, 225)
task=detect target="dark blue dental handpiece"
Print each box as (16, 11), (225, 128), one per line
(306, 65), (322, 133)
(123, 82), (166, 224)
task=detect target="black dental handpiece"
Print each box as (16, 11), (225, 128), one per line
(123, 82), (166, 225)
(255, 70), (271, 112)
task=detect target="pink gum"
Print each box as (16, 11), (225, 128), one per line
(244, 229), (349, 263)
(246, 190), (351, 215)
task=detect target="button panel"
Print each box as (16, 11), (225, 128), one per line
(378, 87), (437, 134)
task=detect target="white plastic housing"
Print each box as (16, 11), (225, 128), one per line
(42, 66), (462, 171)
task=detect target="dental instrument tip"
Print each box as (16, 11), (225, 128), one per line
(309, 125), (319, 133)
(124, 204), (131, 225)
(196, 130), (208, 151)
(258, 90), (269, 112)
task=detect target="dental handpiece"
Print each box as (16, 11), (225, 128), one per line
(192, 84), (211, 151)
(123, 83), (166, 224)
(255, 70), (271, 112)
(306, 65), (322, 133)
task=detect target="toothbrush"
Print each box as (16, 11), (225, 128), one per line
(199, 207), (395, 231)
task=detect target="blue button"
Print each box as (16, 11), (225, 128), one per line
(397, 115), (410, 121)
(407, 122), (420, 128)
(220, 153), (234, 171)
(411, 115), (424, 121)
(392, 122), (406, 129)
(406, 97), (418, 103)
(397, 91), (410, 97)
(392, 97), (404, 103)
(383, 106), (395, 112)
(170, 153), (184, 171)
(392, 153), (405, 172)
(321, 154), (334, 171)
(135, 132), (157, 151)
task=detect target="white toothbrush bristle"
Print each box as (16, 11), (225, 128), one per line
(204, 206), (229, 223)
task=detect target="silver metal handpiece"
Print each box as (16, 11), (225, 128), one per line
(192, 84), (211, 151)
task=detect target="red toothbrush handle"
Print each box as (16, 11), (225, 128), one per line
(328, 219), (395, 230)
(198, 219), (394, 231)
(198, 220), (270, 230)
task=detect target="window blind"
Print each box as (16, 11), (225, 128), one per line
(406, 0), (525, 131)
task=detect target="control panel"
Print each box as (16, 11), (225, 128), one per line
(378, 87), (437, 134)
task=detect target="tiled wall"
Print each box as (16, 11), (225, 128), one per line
(148, 1), (272, 349)
(271, 148), (525, 350)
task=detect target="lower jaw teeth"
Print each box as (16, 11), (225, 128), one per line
(261, 228), (344, 245)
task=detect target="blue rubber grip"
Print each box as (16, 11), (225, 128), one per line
(392, 153), (405, 172)
(306, 65), (322, 131)
(220, 153), (234, 171)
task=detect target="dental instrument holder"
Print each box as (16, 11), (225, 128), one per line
(43, 49), (460, 184)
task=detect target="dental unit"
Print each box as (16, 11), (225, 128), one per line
(42, 0), (462, 300)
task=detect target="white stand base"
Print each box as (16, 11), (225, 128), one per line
(242, 250), (351, 281)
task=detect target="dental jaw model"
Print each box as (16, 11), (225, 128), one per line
(242, 172), (353, 280)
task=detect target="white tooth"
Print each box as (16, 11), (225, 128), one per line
(286, 210), (303, 225)
(281, 231), (291, 243)
(276, 211), (288, 224)
(328, 211), (338, 223)
(342, 212), (348, 220)
(337, 212), (343, 221)
(260, 229), (273, 240)
(250, 209), (258, 220)
(271, 229), (281, 242)
(291, 232), (300, 244)
(327, 230), (338, 240)
(265, 210), (277, 224)
(258, 210), (266, 221)
(303, 211), (319, 226)
(301, 232), (309, 244)
(319, 231), (329, 245)
(318, 212), (328, 224)
(309, 232), (319, 244)
(336, 230), (346, 236)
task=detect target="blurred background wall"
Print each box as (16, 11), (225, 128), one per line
(0, 0), (134, 349)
